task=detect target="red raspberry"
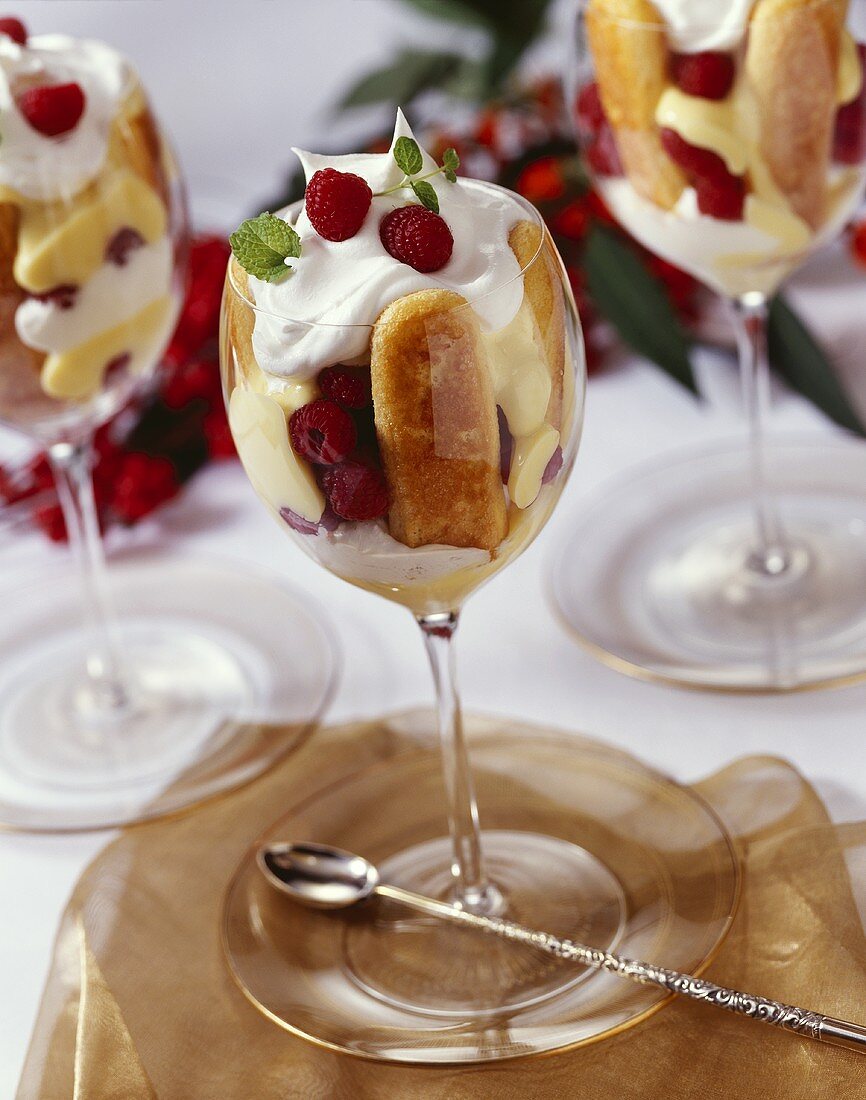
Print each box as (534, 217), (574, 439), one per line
(542, 446), (563, 485)
(318, 365), (371, 409)
(164, 235), (230, 367)
(104, 352), (131, 382)
(515, 156), (566, 203)
(321, 461), (389, 521)
(575, 82), (606, 137)
(289, 399), (357, 465)
(305, 168), (372, 242)
(660, 128), (744, 218)
(586, 125), (624, 176)
(33, 283), (77, 310)
(17, 82), (86, 137)
(851, 219), (866, 268)
(203, 409), (236, 459)
(33, 503), (67, 543)
(105, 227), (145, 266)
(552, 201), (591, 241)
(497, 407), (512, 483)
(162, 358), (219, 409)
(660, 127), (730, 184)
(695, 173), (745, 220)
(0, 17), (27, 44)
(379, 206), (454, 273)
(111, 452), (179, 524)
(833, 45), (866, 165)
(670, 52), (735, 100)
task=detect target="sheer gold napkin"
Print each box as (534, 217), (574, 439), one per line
(15, 711), (866, 1099)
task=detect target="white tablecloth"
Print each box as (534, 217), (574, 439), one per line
(3, 1), (866, 1091)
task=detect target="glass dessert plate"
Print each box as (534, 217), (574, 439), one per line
(0, 26), (338, 828)
(222, 720), (740, 1064)
(217, 113), (739, 1059)
(557, 0), (866, 691)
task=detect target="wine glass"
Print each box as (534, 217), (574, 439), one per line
(0, 27), (336, 831)
(219, 167), (739, 1060)
(554, 0), (866, 691)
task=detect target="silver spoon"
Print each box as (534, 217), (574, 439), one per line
(259, 840), (866, 1055)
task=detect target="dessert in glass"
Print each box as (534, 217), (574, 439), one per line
(554, 0), (866, 690)
(219, 113), (739, 1061)
(0, 20), (335, 831)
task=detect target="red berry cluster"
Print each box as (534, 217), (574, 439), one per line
(304, 168), (455, 274)
(660, 128), (745, 220)
(287, 366), (388, 526)
(574, 83), (623, 178)
(834, 43), (866, 165)
(1, 235), (234, 542)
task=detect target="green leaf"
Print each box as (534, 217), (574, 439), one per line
(402, 0), (494, 28)
(338, 50), (463, 109)
(442, 147), (460, 171)
(229, 213), (301, 284)
(411, 179), (439, 212)
(394, 136), (423, 177)
(583, 225), (697, 393)
(443, 168), (457, 183)
(768, 295), (865, 437)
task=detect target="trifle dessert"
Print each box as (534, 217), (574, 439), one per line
(578, 0), (866, 296)
(223, 111), (581, 615)
(0, 16), (180, 433)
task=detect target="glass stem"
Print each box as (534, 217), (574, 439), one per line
(417, 611), (499, 915)
(48, 438), (128, 713)
(732, 292), (789, 576)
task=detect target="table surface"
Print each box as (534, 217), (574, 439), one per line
(3, 1), (866, 1092)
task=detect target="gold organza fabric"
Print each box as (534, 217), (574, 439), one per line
(15, 712), (866, 1098)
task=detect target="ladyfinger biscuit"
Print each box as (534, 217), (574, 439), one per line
(0, 202), (20, 295)
(371, 289), (507, 551)
(586, 0), (687, 209)
(108, 96), (169, 205)
(508, 220), (565, 429)
(746, 0), (848, 228)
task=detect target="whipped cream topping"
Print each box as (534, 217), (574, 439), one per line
(0, 33), (128, 202)
(650, 0), (757, 53)
(248, 111), (528, 381)
(15, 237), (172, 352)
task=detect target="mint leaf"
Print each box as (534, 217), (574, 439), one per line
(443, 168), (457, 183)
(442, 147), (460, 172)
(229, 213), (301, 284)
(394, 136), (423, 177)
(411, 179), (439, 213)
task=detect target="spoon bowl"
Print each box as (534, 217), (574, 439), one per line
(258, 841), (380, 910)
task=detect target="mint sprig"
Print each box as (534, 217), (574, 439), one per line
(229, 212), (302, 283)
(376, 137), (460, 212)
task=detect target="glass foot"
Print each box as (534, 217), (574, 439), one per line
(552, 435), (866, 692)
(0, 551), (337, 831)
(222, 726), (738, 1063)
(344, 831), (625, 1017)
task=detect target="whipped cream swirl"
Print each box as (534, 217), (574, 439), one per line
(651, 0), (757, 53)
(0, 34), (128, 201)
(248, 111), (528, 381)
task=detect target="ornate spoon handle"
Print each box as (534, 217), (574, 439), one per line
(377, 883), (866, 1055)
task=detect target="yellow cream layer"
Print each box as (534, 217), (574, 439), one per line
(14, 170), (167, 294)
(838, 31), (863, 105)
(42, 295), (173, 400)
(655, 82), (811, 253)
(229, 389), (325, 524)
